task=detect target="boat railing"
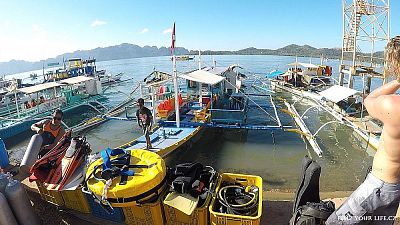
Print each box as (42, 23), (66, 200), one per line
(19, 97), (67, 117)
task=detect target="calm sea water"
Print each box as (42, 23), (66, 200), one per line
(5, 55), (375, 192)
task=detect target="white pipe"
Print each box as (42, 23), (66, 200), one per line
(172, 56), (180, 127)
(139, 82), (143, 99)
(151, 87), (156, 124)
(213, 56), (216, 68)
(14, 89), (20, 118)
(198, 50), (202, 106)
(295, 56), (298, 87)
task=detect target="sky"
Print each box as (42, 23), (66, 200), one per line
(0, 0), (399, 62)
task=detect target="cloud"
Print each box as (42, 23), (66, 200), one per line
(32, 24), (44, 33)
(90, 20), (107, 27)
(139, 28), (149, 34)
(0, 26), (77, 62)
(162, 28), (172, 34)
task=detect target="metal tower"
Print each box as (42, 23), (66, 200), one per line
(339, 0), (390, 91)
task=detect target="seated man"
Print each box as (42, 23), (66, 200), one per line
(39, 96), (46, 104)
(29, 99), (36, 108)
(326, 36), (400, 224)
(31, 109), (65, 156)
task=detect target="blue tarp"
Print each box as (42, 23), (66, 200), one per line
(266, 70), (284, 78)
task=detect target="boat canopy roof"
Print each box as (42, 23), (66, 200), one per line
(84, 59), (96, 63)
(205, 67), (227, 75)
(18, 82), (62, 94)
(268, 70), (285, 78)
(319, 85), (359, 103)
(180, 69), (225, 85)
(288, 62), (319, 69)
(68, 58), (82, 62)
(60, 76), (94, 85)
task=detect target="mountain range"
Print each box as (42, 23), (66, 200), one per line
(0, 43), (383, 75)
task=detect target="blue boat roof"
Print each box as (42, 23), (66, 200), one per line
(267, 70), (284, 78)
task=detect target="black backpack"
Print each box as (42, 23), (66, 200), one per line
(289, 156), (335, 225)
(290, 201), (335, 225)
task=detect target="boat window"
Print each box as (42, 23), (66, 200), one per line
(188, 80), (197, 88)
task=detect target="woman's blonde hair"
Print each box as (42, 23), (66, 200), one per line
(385, 36), (400, 78)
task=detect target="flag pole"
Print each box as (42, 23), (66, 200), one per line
(171, 22), (180, 128)
(198, 50), (202, 106)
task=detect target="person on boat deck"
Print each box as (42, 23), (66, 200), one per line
(24, 101), (30, 109)
(29, 99), (37, 108)
(326, 36), (400, 225)
(136, 98), (153, 150)
(31, 109), (65, 156)
(39, 96), (45, 104)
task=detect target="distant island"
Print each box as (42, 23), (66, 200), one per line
(0, 43), (383, 75)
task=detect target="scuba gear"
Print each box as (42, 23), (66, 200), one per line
(290, 156), (335, 225)
(293, 156), (321, 213)
(46, 136), (91, 190)
(29, 131), (72, 182)
(290, 201), (335, 225)
(163, 163), (217, 216)
(209, 173), (262, 224)
(5, 176), (40, 225)
(20, 134), (43, 173)
(29, 132), (91, 191)
(85, 148), (166, 207)
(167, 163), (216, 203)
(217, 184), (259, 216)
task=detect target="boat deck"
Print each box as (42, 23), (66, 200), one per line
(346, 116), (382, 135)
(125, 126), (198, 151)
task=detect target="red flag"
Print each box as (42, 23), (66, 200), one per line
(170, 22), (176, 55)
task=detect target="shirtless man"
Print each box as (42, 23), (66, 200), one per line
(136, 98), (153, 149)
(326, 37), (400, 224)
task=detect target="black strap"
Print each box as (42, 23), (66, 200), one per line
(107, 176), (166, 204)
(300, 205), (332, 220)
(92, 150), (157, 182)
(119, 153), (131, 185)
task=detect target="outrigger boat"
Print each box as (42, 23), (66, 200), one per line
(271, 60), (332, 90)
(0, 76), (107, 142)
(43, 58), (123, 85)
(118, 64), (243, 158)
(174, 55), (194, 61)
(269, 72), (380, 152)
(258, 58), (382, 156)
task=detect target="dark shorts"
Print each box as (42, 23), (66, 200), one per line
(142, 124), (151, 137)
(326, 173), (400, 225)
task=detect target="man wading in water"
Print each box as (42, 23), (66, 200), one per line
(136, 98), (153, 150)
(326, 37), (400, 224)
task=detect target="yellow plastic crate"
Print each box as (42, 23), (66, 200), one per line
(123, 198), (165, 225)
(209, 173), (263, 225)
(164, 195), (212, 225)
(36, 181), (64, 206)
(61, 187), (91, 213)
(164, 177), (216, 225)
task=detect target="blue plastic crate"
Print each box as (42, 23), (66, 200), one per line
(85, 193), (125, 223)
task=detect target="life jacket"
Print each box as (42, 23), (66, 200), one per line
(41, 120), (61, 145)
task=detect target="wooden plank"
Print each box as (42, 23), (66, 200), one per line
(284, 101), (323, 157)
